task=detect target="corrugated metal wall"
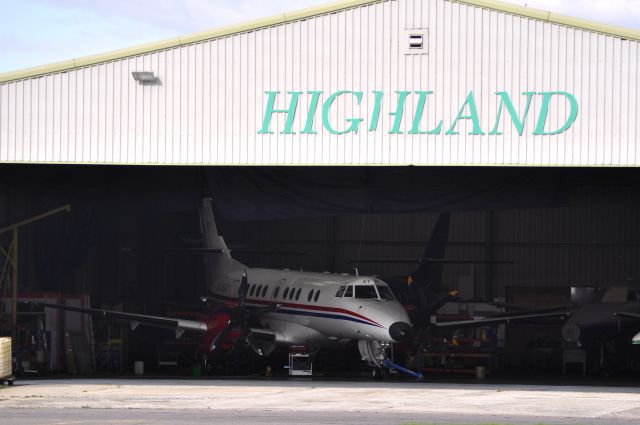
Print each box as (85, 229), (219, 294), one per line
(1, 0), (639, 165)
(223, 182), (640, 298)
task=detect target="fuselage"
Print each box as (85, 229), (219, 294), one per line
(561, 284), (640, 345)
(209, 268), (411, 350)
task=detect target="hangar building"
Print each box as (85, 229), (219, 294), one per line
(0, 0), (639, 377)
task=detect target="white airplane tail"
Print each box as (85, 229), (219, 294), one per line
(199, 198), (244, 283)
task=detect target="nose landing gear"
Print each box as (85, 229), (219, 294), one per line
(372, 366), (386, 381)
(358, 340), (422, 381)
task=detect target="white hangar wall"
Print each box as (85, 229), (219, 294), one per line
(0, 0), (639, 166)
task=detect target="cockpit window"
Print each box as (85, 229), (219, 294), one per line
(376, 285), (395, 300)
(337, 284), (391, 299)
(354, 285), (379, 299)
(344, 285), (353, 297)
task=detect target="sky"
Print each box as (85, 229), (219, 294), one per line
(1, 0), (639, 74)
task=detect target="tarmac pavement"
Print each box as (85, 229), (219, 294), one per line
(1, 378), (639, 424)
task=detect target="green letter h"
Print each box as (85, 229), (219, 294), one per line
(258, 91), (303, 134)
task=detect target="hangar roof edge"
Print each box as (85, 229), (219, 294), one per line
(1, 0), (639, 84)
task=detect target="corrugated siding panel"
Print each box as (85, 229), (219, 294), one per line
(1, 0), (639, 165)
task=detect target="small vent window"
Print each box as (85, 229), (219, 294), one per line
(401, 29), (428, 55)
(409, 34), (423, 49)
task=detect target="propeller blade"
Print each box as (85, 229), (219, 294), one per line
(237, 271), (249, 309)
(210, 320), (235, 351)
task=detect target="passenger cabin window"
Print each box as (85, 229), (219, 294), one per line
(354, 285), (379, 299)
(289, 287), (295, 300)
(256, 285), (262, 297)
(308, 290), (314, 302)
(249, 284), (256, 296)
(295, 288), (301, 301)
(283, 287), (289, 299)
(314, 291), (320, 302)
(262, 285), (268, 298)
(273, 286), (280, 299)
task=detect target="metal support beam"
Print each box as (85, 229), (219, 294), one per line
(0, 204), (72, 340)
(11, 229), (17, 341)
(0, 204), (71, 236)
(329, 216), (337, 273)
(484, 210), (495, 301)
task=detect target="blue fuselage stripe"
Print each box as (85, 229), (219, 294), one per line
(268, 307), (382, 328)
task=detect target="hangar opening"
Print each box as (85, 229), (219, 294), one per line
(1, 0), (639, 382)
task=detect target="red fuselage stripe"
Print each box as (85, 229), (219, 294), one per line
(212, 293), (383, 327)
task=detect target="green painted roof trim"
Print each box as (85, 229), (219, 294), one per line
(1, 0), (639, 84)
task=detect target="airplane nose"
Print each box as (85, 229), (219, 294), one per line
(389, 322), (412, 342)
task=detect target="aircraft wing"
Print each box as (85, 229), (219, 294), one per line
(39, 302), (209, 337)
(614, 312), (640, 320)
(430, 311), (570, 328)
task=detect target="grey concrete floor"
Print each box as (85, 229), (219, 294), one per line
(1, 378), (639, 424)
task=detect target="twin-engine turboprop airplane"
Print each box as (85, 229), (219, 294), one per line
(41, 198), (415, 378)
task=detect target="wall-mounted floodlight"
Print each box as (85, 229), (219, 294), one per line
(131, 71), (157, 83)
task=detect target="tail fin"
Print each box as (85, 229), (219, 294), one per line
(408, 212), (452, 324)
(411, 212), (451, 291)
(199, 198), (244, 284)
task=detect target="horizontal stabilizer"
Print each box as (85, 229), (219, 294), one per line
(165, 247), (312, 256)
(350, 258), (513, 264)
